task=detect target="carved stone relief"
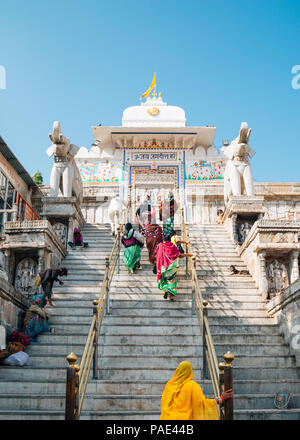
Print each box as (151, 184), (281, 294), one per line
(53, 222), (68, 246)
(14, 257), (38, 297)
(236, 216), (257, 244)
(266, 259), (289, 299)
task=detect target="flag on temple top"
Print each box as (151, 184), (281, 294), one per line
(140, 72), (156, 99)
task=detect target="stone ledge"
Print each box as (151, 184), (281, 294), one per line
(267, 278), (300, 316)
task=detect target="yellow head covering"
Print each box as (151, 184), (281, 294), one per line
(160, 361), (219, 420)
(165, 361), (194, 407)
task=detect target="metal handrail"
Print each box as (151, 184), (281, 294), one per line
(180, 208), (234, 419)
(65, 209), (128, 420)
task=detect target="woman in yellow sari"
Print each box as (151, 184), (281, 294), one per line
(160, 361), (233, 420)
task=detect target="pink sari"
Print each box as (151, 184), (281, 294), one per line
(154, 242), (180, 282)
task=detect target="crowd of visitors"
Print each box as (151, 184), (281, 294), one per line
(122, 191), (192, 301)
(1, 203), (233, 420)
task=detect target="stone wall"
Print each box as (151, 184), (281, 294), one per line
(239, 220), (300, 300)
(267, 278), (300, 367)
(0, 277), (28, 336)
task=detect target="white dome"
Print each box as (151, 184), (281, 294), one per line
(122, 95), (186, 127)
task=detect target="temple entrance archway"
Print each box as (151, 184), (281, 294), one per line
(129, 166), (181, 225)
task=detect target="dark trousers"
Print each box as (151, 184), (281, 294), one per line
(42, 282), (52, 300)
(68, 241), (88, 248)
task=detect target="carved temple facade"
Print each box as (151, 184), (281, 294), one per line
(0, 92), (300, 333)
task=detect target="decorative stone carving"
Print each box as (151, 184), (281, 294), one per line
(258, 250), (269, 300)
(222, 122), (256, 203)
(14, 257), (38, 297)
(53, 222), (68, 247)
(46, 121), (82, 200)
(290, 250), (299, 284)
(267, 260), (289, 299)
(238, 221), (252, 244)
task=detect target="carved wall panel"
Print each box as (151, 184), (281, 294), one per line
(14, 257), (38, 297)
(53, 222), (68, 247)
(266, 259), (289, 299)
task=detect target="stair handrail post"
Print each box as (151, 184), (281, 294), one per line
(202, 300), (208, 380)
(191, 256), (196, 315)
(218, 362), (225, 420)
(180, 207), (189, 279)
(117, 226), (121, 274)
(65, 352), (79, 420)
(128, 185), (132, 223)
(223, 351), (235, 420)
(105, 256), (111, 315)
(92, 300), (99, 380)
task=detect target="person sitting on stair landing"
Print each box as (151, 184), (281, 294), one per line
(68, 227), (88, 250)
(40, 267), (68, 307)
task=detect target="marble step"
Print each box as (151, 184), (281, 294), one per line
(2, 378), (299, 396)
(0, 365), (298, 383)
(1, 393), (299, 412)
(25, 342), (290, 357)
(48, 307), (193, 317)
(51, 323), (200, 335)
(49, 315), (199, 326)
(26, 343), (199, 357)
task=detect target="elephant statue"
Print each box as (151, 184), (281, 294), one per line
(221, 122), (256, 204)
(46, 121), (82, 201)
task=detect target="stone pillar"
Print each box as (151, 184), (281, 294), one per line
(290, 250), (299, 284)
(38, 249), (45, 274)
(231, 214), (239, 244)
(258, 250), (268, 300)
(68, 217), (73, 243)
(12, 203), (18, 222)
(4, 249), (13, 284)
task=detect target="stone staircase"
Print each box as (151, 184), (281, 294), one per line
(189, 224), (300, 420)
(0, 222), (300, 419)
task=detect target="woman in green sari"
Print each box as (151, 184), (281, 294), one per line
(121, 223), (144, 274)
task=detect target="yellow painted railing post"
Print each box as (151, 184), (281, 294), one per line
(224, 351), (235, 420)
(65, 352), (79, 420)
(93, 300), (99, 379)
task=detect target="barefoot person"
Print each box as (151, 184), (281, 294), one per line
(160, 361), (233, 420)
(40, 267), (68, 306)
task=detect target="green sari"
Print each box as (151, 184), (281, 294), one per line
(123, 229), (141, 273)
(158, 259), (179, 296)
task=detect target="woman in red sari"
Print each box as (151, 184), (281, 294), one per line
(141, 223), (163, 267)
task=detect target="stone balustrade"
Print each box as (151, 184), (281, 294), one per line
(267, 278), (300, 367)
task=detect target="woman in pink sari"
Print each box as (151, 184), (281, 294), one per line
(155, 235), (192, 300)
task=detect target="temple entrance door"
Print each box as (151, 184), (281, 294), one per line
(130, 167), (180, 226)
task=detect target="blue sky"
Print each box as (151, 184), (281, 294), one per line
(0, 0), (300, 184)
